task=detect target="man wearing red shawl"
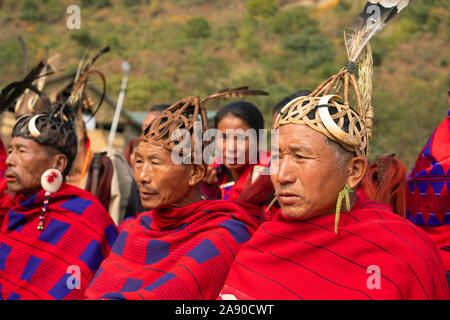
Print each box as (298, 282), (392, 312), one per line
(219, 2), (449, 300)
(406, 109), (450, 285)
(85, 91), (259, 300)
(0, 107), (118, 300)
(220, 105), (449, 300)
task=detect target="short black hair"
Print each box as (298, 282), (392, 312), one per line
(214, 101), (264, 131)
(273, 90), (312, 115)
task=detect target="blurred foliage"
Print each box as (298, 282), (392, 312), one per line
(81, 0), (112, 9)
(19, 0), (64, 22)
(246, 0), (278, 19)
(269, 7), (318, 34)
(0, 0), (448, 168)
(185, 17), (211, 39)
(122, 0), (147, 7)
(70, 29), (99, 47)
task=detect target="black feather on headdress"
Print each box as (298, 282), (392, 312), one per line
(0, 61), (53, 114)
(9, 47), (111, 176)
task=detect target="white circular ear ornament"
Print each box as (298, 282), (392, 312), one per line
(41, 168), (63, 194)
(37, 169), (63, 231)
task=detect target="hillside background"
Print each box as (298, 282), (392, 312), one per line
(0, 0), (448, 168)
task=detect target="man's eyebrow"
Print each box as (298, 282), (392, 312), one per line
(134, 150), (161, 159)
(9, 143), (28, 150)
(288, 144), (313, 153)
(146, 152), (162, 159)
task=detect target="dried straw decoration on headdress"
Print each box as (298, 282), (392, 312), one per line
(274, 0), (409, 157)
(142, 86), (268, 158)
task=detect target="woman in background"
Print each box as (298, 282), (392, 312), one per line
(201, 101), (272, 222)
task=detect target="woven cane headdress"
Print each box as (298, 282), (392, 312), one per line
(274, 0), (409, 157)
(11, 108), (78, 175)
(142, 86), (268, 160)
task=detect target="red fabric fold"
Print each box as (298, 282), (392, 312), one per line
(220, 199), (450, 300)
(0, 183), (118, 300)
(85, 199), (259, 300)
(419, 224), (450, 274)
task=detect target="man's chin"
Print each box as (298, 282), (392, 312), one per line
(279, 204), (316, 221)
(280, 209), (305, 221)
(280, 203), (336, 221)
(141, 197), (170, 210)
(141, 199), (159, 209)
(6, 182), (20, 193)
(6, 184), (40, 197)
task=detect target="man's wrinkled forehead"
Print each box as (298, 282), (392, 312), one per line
(135, 139), (170, 157)
(9, 136), (44, 151)
(277, 123), (325, 150)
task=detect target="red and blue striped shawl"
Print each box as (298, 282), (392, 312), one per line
(85, 199), (259, 300)
(0, 183), (118, 300)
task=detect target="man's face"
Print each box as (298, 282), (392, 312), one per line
(133, 140), (192, 209)
(5, 137), (58, 195)
(271, 124), (349, 220)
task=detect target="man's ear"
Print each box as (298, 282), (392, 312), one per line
(346, 156), (367, 190)
(188, 164), (206, 187)
(53, 154), (68, 175)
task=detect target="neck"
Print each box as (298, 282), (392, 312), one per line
(66, 144), (87, 186)
(152, 186), (205, 230)
(172, 185), (203, 208)
(9, 187), (41, 203)
(320, 192), (357, 216)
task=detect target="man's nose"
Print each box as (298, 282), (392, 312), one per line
(276, 158), (296, 185)
(5, 152), (16, 168)
(137, 164), (152, 184)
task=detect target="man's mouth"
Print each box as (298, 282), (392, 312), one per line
(139, 189), (158, 200)
(5, 172), (18, 183)
(277, 192), (302, 205)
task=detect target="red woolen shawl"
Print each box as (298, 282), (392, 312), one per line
(220, 199), (450, 300)
(85, 199), (259, 300)
(0, 183), (118, 300)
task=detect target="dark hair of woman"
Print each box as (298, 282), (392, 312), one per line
(214, 100), (264, 132)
